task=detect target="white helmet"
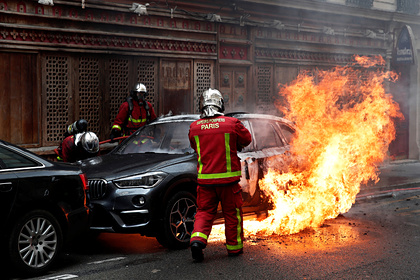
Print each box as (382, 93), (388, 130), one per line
(132, 83), (147, 93)
(200, 88), (224, 118)
(130, 83), (148, 101)
(75, 132), (99, 154)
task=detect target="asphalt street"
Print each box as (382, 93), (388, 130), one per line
(358, 159), (420, 199)
(4, 159), (420, 280)
(18, 189), (420, 280)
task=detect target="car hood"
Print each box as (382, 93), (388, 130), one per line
(79, 153), (196, 180)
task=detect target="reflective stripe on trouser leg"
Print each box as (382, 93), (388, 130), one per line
(191, 232), (208, 240)
(219, 183), (243, 253)
(226, 207), (243, 251)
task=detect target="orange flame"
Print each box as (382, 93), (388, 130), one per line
(243, 55), (403, 236)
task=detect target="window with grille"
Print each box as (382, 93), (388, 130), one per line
(109, 58), (130, 129)
(137, 59), (157, 107)
(79, 57), (100, 135)
(44, 56), (70, 144)
(194, 62), (214, 113)
(256, 65), (273, 113)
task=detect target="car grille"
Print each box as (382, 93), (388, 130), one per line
(88, 179), (108, 199)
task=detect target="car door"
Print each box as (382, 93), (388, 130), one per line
(0, 144), (45, 228)
(0, 146), (20, 229)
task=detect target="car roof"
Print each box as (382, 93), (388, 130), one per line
(0, 139), (52, 167)
(226, 112), (295, 127)
(152, 112), (294, 127)
(153, 114), (200, 123)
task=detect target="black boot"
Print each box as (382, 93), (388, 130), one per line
(191, 242), (204, 262)
(228, 249), (243, 257)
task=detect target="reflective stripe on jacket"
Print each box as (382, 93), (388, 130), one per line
(112, 100), (157, 135)
(189, 116), (252, 185)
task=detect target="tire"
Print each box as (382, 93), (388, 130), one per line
(8, 210), (63, 276)
(157, 191), (197, 250)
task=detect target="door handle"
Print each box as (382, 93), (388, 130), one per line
(0, 182), (13, 192)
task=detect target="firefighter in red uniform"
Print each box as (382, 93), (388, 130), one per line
(188, 88), (252, 262)
(55, 119), (88, 161)
(60, 131), (100, 163)
(109, 83), (157, 141)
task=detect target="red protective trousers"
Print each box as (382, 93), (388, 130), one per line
(190, 183), (244, 254)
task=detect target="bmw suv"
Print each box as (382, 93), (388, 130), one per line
(80, 113), (295, 249)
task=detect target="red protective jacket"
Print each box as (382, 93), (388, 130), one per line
(189, 116), (252, 186)
(59, 135), (98, 163)
(112, 100), (157, 135)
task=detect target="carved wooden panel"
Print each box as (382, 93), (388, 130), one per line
(0, 2), (217, 58)
(255, 65), (273, 114)
(78, 57), (100, 135)
(109, 58), (130, 129)
(136, 59), (158, 109)
(40, 54), (211, 146)
(43, 55), (70, 144)
(193, 61), (214, 113)
(220, 66), (247, 113)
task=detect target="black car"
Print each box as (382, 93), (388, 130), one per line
(0, 140), (90, 276)
(80, 113), (295, 249)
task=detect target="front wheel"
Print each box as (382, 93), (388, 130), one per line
(8, 210), (63, 276)
(157, 191), (197, 249)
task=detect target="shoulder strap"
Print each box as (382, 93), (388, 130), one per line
(122, 96), (134, 133)
(143, 101), (151, 124)
(126, 96), (134, 116)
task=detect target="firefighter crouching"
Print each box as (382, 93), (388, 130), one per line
(57, 131), (100, 163)
(188, 88), (252, 262)
(55, 119), (88, 161)
(109, 82), (157, 141)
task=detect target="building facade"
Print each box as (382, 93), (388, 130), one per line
(0, 0), (419, 160)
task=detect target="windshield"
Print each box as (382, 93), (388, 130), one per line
(114, 121), (194, 155)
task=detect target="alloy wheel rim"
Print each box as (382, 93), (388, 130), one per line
(170, 197), (196, 242)
(18, 217), (58, 268)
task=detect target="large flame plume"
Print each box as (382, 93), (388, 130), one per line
(244, 55), (403, 236)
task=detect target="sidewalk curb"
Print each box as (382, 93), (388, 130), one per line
(357, 182), (420, 200)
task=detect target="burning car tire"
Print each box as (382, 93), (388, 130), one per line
(8, 210), (63, 276)
(157, 191), (197, 249)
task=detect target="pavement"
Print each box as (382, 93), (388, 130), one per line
(357, 159), (420, 199)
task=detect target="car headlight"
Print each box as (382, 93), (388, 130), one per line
(113, 172), (167, 189)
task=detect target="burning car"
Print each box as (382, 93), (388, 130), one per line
(80, 113), (296, 249)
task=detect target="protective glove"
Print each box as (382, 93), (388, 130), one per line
(109, 129), (121, 142)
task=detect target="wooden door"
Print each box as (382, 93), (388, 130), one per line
(160, 60), (192, 115)
(220, 67), (248, 113)
(0, 52), (39, 146)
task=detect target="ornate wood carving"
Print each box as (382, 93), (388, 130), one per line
(256, 28), (388, 49)
(78, 57), (101, 135)
(44, 55), (70, 143)
(194, 62), (214, 113)
(0, 25), (216, 56)
(255, 48), (357, 64)
(220, 44), (248, 60)
(108, 58), (130, 131)
(0, 1), (217, 56)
